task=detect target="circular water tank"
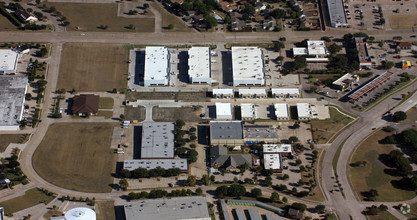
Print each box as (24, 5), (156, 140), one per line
(65, 207), (96, 220)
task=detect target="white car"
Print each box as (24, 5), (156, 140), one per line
(59, 108), (64, 114)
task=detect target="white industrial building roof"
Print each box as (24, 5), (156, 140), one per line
(141, 122), (174, 158)
(123, 159), (188, 171)
(232, 47), (265, 86)
(215, 103), (232, 119)
(124, 197), (210, 220)
(0, 76), (28, 130)
(297, 103), (312, 119)
(264, 153), (282, 170)
(293, 48), (307, 56)
(144, 47), (169, 86)
(0, 50), (19, 74)
(65, 207), (96, 220)
(188, 47), (211, 83)
(263, 144), (292, 154)
(238, 89), (267, 96)
(274, 103), (289, 119)
(272, 88), (300, 96)
(213, 88), (234, 95)
(327, 0), (347, 27)
(307, 41), (328, 55)
(241, 103), (255, 119)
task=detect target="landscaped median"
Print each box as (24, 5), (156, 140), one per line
(0, 188), (55, 216)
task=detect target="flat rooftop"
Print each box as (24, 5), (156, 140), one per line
(232, 47), (264, 84)
(327, 0), (347, 26)
(274, 103), (289, 118)
(355, 38), (371, 64)
(215, 102), (232, 118)
(210, 121), (244, 140)
(0, 76), (28, 128)
(213, 88), (234, 95)
(348, 72), (395, 100)
(124, 197), (210, 220)
(241, 103), (255, 118)
(188, 47), (211, 80)
(264, 153), (281, 170)
(296, 103), (312, 119)
(238, 89), (267, 95)
(293, 48), (307, 56)
(263, 144), (292, 154)
(144, 47), (169, 82)
(307, 41), (327, 55)
(244, 126), (278, 139)
(141, 122), (175, 158)
(333, 73), (358, 86)
(271, 88), (300, 95)
(123, 159), (188, 171)
(0, 50), (19, 73)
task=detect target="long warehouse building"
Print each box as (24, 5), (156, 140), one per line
(0, 76), (28, 131)
(188, 47), (212, 84)
(144, 47), (170, 86)
(327, 0), (347, 28)
(232, 47), (265, 86)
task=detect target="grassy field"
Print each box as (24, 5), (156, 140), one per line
(0, 188), (55, 214)
(57, 43), (128, 92)
(99, 97), (114, 109)
(97, 111), (113, 119)
(303, 148), (326, 202)
(124, 106), (146, 121)
(32, 123), (117, 193)
(45, 3), (154, 32)
(367, 210), (398, 220)
(96, 201), (116, 220)
(0, 14), (18, 31)
(311, 107), (354, 144)
(0, 134), (30, 153)
(403, 105), (417, 123)
(389, 15), (417, 29)
(153, 106), (202, 122)
(348, 129), (416, 201)
(151, 2), (191, 32)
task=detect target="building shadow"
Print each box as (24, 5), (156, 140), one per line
(221, 51), (233, 85)
(177, 51), (189, 83)
(134, 51), (145, 86)
(133, 126), (142, 159)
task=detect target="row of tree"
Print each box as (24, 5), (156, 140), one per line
(120, 167), (182, 179)
(127, 188), (201, 200)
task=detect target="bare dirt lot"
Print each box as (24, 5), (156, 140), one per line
(45, 3), (154, 32)
(152, 106), (202, 122)
(126, 91), (209, 102)
(32, 123), (117, 193)
(57, 43), (128, 92)
(389, 15), (417, 30)
(96, 200), (116, 220)
(0, 134), (30, 153)
(124, 106), (146, 121)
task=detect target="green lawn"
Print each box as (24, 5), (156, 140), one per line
(44, 3), (154, 32)
(311, 107), (354, 144)
(348, 129), (416, 202)
(367, 211), (398, 220)
(0, 188), (55, 214)
(99, 97), (114, 109)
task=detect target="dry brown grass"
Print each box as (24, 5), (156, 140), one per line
(0, 188), (55, 214)
(32, 123), (117, 193)
(0, 15), (18, 31)
(389, 15), (417, 29)
(0, 134), (30, 153)
(124, 106), (146, 121)
(57, 43), (128, 92)
(45, 3), (154, 32)
(96, 201), (116, 220)
(152, 106), (202, 122)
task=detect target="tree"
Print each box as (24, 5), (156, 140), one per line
(190, 135), (197, 141)
(189, 127), (196, 132)
(271, 8), (286, 19)
(228, 184), (246, 197)
(63, 21), (70, 26)
(392, 111), (407, 122)
(270, 192), (280, 202)
(265, 176), (272, 187)
(187, 175), (197, 186)
(291, 203), (307, 212)
(328, 44), (342, 54)
(282, 197), (288, 203)
(292, 56), (306, 70)
(216, 185), (229, 197)
(187, 149), (198, 163)
(133, 168), (148, 178)
(379, 204), (388, 211)
(196, 187), (203, 195)
(143, 3), (149, 8)
(8, 160), (20, 169)
(382, 61), (395, 69)
(49, 6), (56, 13)
(25, 93), (32, 100)
(251, 188), (262, 198)
(202, 174), (210, 185)
(366, 205), (379, 215)
(204, 15), (218, 28)
(292, 123), (300, 129)
(168, 24), (174, 29)
(320, 36), (331, 42)
(289, 136), (299, 143)
(119, 178), (129, 191)
(120, 169), (131, 178)
(175, 120), (185, 128)
(329, 54), (348, 69)
(119, 114), (125, 120)
(210, 175), (215, 182)
(35, 0), (40, 4)
(315, 204), (326, 213)
(273, 41), (285, 52)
